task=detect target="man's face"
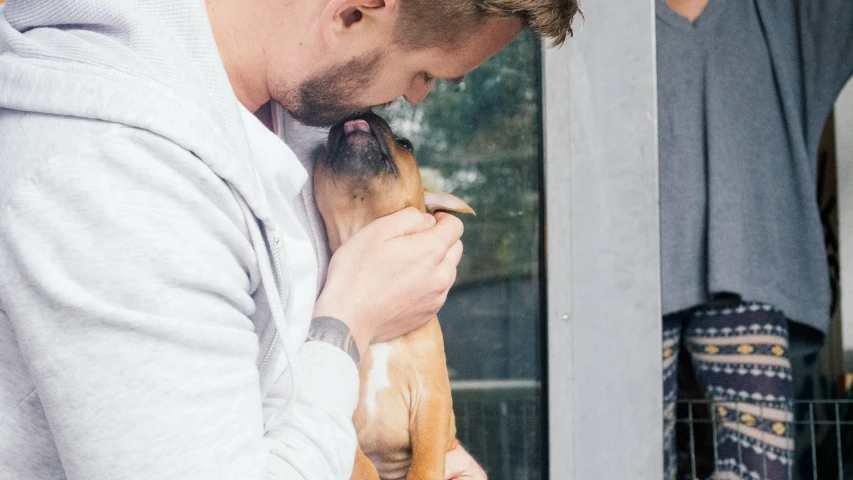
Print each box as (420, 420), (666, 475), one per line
(272, 16), (523, 127)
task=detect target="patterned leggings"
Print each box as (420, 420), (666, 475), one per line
(663, 301), (794, 480)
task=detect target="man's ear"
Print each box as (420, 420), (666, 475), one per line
(321, 0), (395, 47)
(424, 189), (476, 215)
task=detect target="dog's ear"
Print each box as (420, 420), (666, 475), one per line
(424, 189), (476, 216)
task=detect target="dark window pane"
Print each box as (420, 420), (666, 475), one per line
(382, 31), (544, 480)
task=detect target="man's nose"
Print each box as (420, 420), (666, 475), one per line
(403, 80), (433, 104)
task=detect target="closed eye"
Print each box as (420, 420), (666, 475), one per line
(396, 137), (414, 153)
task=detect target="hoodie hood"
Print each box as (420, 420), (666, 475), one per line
(0, 0), (274, 224)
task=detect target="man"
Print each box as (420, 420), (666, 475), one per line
(657, 0), (853, 478)
(0, 0), (578, 479)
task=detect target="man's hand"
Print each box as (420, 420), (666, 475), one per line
(313, 207), (464, 355)
(445, 445), (487, 479)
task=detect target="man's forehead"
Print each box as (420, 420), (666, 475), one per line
(415, 19), (522, 78)
(451, 17), (522, 66)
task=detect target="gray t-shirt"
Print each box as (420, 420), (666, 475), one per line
(656, 0), (853, 349)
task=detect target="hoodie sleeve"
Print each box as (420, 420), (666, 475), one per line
(0, 125), (358, 479)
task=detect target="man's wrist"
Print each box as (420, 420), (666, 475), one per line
(306, 316), (361, 366)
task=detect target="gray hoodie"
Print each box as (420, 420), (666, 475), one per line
(0, 1), (359, 478)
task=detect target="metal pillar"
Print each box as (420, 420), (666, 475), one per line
(543, 0), (662, 477)
(835, 80), (853, 373)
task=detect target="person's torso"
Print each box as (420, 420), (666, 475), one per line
(0, 107), (319, 480)
(655, 0), (832, 340)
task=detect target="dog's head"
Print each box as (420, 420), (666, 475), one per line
(314, 111), (474, 252)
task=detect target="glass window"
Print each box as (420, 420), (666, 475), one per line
(382, 31), (545, 479)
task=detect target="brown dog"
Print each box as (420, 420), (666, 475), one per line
(314, 111), (474, 480)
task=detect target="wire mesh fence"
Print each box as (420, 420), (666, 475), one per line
(674, 399), (853, 480)
(450, 382), (852, 480)
(452, 381), (543, 480)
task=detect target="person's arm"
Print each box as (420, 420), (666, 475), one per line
(0, 126), (461, 479)
(796, 0), (853, 114)
(262, 340), (361, 478)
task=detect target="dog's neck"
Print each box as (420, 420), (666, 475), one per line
(324, 215), (371, 254)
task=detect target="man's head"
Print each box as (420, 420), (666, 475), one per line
(207, 0), (580, 126)
(393, 0), (580, 51)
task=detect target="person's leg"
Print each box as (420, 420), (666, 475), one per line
(685, 301), (794, 480)
(663, 313), (684, 480)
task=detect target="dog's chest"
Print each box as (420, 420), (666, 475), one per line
(363, 343), (394, 416)
(354, 340), (426, 469)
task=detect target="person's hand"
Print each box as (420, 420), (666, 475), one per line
(313, 207), (464, 354)
(445, 444), (487, 479)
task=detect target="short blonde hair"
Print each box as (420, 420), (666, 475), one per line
(393, 0), (581, 50)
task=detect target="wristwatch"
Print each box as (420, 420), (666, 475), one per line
(306, 316), (361, 366)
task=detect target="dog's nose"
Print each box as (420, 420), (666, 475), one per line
(344, 119), (371, 135)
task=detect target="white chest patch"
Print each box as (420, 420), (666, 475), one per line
(365, 343), (392, 417)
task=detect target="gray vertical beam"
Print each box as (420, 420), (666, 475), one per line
(543, 34), (575, 479)
(835, 79), (853, 372)
(543, 0), (662, 478)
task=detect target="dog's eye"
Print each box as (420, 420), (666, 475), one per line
(396, 137), (414, 153)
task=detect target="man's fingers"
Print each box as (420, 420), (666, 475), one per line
(423, 212), (464, 251)
(444, 447), (468, 478)
(443, 239), (463, 269)
(444, 445), (487, 480)
(365, 207), (435, 240)
(427, 240), (461, 295)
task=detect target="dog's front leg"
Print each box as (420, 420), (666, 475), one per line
(407, 376), (457, 480)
